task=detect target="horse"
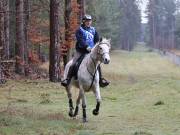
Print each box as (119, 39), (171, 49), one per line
(63, 38), (111, 122)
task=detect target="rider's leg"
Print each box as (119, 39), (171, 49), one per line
(61, 65), (74, 87)
(61, 52), (82, 87)
(98, 66), (110, 87)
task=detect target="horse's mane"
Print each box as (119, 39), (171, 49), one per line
(91, 38), (111, 52)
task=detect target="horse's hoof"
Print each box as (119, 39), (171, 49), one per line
(73, 113), (78, 117)
(92, 109), (99, 116)
(73, 106), (79, 117)
(69, 111), (74, 117)
(83, 118), (88, 123)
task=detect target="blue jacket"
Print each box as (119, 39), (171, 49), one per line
(75, 24), (99, 54)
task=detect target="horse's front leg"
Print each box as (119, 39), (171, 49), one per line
(93, 85), (101, 116)
(80, 87), (88, 123)
(66, 86), (74, 117)
(93, 101), (100, 115)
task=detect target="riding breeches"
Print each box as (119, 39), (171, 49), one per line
(72, 52), (83, 65)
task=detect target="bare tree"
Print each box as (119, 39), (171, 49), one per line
(49, 0), (61, 82)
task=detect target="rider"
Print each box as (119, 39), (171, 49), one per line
(61, 14), (110, 87)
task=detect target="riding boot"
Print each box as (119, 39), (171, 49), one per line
(98, 66), (110, 87)
(61, 65), (74, 87)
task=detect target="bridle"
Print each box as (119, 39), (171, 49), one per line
(97, 43), (110, 55)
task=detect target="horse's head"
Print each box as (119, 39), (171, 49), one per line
(94, 38), (111, 64)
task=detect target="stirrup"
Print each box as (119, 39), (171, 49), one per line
(99, 78), (110, 88)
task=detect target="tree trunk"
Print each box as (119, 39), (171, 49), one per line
(170, 16), (175, 49)
(49, 0), (61, 82)
(63, 0), (72, 66)
(0, 59), (5, 84)
(9, 0), (16, 58)
(3, 0), (10, 59)
(0, 0), (5, 59)
(0, 1), (3, 82)
(15, 0), (25, 75)
(0, 59), (2, 83)
(151, 1), (156, 48)
(77, 0), (85, 24)
(24, 0), (29, 66)
(0, 1), (5, 83)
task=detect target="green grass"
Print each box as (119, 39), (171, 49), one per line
(0, 45), (180, 135)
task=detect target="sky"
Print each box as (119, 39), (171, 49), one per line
(139, 0), (148, 23)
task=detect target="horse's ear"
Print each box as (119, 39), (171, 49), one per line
(107, 38), (111, 43)
(107, 38), (111, 48)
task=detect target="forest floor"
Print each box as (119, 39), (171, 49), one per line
(0, 45), (180, 135)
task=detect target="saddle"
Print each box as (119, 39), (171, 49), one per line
(73, 54), (86, 80)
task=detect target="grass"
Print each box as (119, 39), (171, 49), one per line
(0, 45), (180, 135)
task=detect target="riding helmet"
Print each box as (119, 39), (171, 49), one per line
(82, 14), (92, 21)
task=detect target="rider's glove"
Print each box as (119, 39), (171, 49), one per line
(86, 46), (91, 52)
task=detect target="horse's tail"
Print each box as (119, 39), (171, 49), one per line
(63, 60), (73, 80)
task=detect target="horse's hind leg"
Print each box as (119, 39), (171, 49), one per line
(66, 86), (74, 117)
(73, 91), (81, 117)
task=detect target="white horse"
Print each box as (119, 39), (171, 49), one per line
(63, 38), (111, 122)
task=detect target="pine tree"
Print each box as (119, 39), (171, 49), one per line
(147, 0), (176, 50)
(15, 0), (28, 75)
(119, 0), (141, 51)
(49, 0), (61, 82)
(0, 0), (5, 59)
(0, 0), (4, 83)
(3, 0), (10, 59)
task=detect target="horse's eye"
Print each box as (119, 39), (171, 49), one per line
(100, 47), (102, 50)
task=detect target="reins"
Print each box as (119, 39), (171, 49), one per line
(87, 55), (102, 91)
(86, 42), (110, 91)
